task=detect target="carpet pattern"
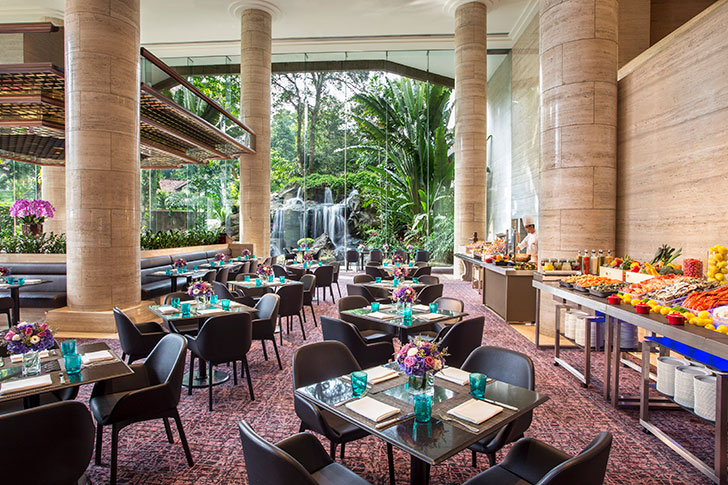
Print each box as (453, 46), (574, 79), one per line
(74, 274), (713, 484)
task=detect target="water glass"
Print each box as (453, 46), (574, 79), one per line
(429, 302), (439, 313)
(375, 277), (382, 283)
(351, 371), (368, 397)
(393, 278), (399, 288)
(469, 373), (487, 399)
(256, 278), (262, 287)
(268, 275), (274, 283)
(210, 294), (219, 305)
(221, 299), (231, 311)
(371, 302), (380, 312)
(18, 278), (25, 285)
(238, 257), (242, 261)
(7, 277), (15, 285)
(244, 275), (251, 282)
(193, 265), (199, 271)
(412, 277), (419, 284)
(279, 276), (286, 283)
(318, 261), (323, 266)
(22, 351), (41, 376)
(171, 297), (181, 308)
(165, 269), (171, 275)
(409, 262), (414, 267)
(414, 394), (432, 423)
(384, 262), (389, 267)
(64, 353), (82, 375)
(251, 254), (256, 259)
(210, 261), (216, 267)
(403, 306), (412, 319)
(61, 339), (77, 356)
(181, 303), (191, 317)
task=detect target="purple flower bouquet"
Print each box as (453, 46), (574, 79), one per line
(173, 258), (187, 269)
(214, 252), (225, 261)
(392, 285), (416, 304)
(393, 266), (408, 278)
(257, 265), (273, 277)
(9, 199), (55, 224)
(392, 254), (404, 264)
(2, 321), (55, 355)
(241, 249), (251, 258)
(396, 338), (445, 377)
(302, 252), (314, 262)
(188, 281), (213, 298)
(0, 266), (10, 277)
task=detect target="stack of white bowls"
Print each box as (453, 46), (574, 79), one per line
(694, 374), (717, 421)
(574, 313), (604, 348)
(564, 310), (588, 341)
(656, 356), (690, 396)
(674, 365), (712, 409)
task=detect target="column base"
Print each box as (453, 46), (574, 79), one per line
(47, 301), (158, 334)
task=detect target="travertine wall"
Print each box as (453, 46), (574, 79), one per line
(617, 0), (728, 262)
(486, 54), (512, 239)
(619, 0), (651, 67)
(239, 9), (271, 256)
(650, 0), (717, 44)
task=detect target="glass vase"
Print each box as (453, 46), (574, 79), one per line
(22, 350), (41, 376)
(408, 372), (434, 396)
(399, 302), (412, 316)
(195, 296), (206, 309)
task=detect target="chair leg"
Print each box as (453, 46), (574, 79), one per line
(187, 354), (194, 395)
(299, 312), (306, 340)
(173, 408), (194, 467)
(309, 303), (317, 326)
(323, 287), (326, 302)
(302, 306), (307, 323)
(336, 281), (342, 298)
(95, 424), (103, 466)
(471, 450), (477, 467)
(330, 441), (337, 460)
(279, 318), (284, 346)
(261, 340), (268, 360)
(340, 442), (345, 461)
(208, 363), (214, 411)
(487, 452), (496, 467)
(299, 422), (306, 432)
(271, 338), (283, 370)
(244, 357), (254, 400)
(121, 352), (126, 361)
(232, 361), (238, 385)
(110, 424), (119, 485)
(163, 418), (174, 443)
(387, 443), (395, 485)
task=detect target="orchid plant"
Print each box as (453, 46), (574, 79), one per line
(9, 199), (55, 225)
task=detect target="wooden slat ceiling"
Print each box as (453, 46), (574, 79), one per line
(0, 63), (254, 169)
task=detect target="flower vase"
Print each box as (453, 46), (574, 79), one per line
(196, 296), (206, 309)
(399, 302), (412, 316)
(22, 223), (43, 237)
(22, 350), (41, 376)
(408, 372), (434, 395)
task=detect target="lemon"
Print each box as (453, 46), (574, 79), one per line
(632, 299), (640, 306)
(716, 273), (725, 281)
(652, 306), (661, 313)
(699, 311), (711, 318)
(689, 317), (698, 325)
(718, 326), (728, 334)
(706, 324), (716, 331)
(660, 307), (670, 315)
(716, 253), (725, 262)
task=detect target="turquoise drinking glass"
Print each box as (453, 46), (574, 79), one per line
(193, 265), (198, 271)
(318, 262), (322, 266)
(165, 269), (171, 275)
(64, 353), (82, 374)
(351, 371), (368, 397)
(18, 278), (25, 285)
(221, 299), (231, 311)
(279, 276), (285, 283)
(409, 262), (413, 267)
(375, 277), (382, 283)
(251, 254), (256, 258)
(210, 261), (216, 267)
(171, 297), (181, 308)
(256, 278), (262, 287)
(181, 303), (191, 317)
(268, 275), (274, 283)
(210, 294), (219, 305)
(371, 302), (380, 312)
(469, 373), (487, 399)
(7, 277), (15, 285)
(238, 257), (242, 261)
(414, 394), (432, 423)
(403, 306), (412, 319)
(384, 262), (389, 267)
(244, 275), (251, 282)
(412, 277), (419, 284)
(61, 339), (77, 357)
(429, 303), (438, 313)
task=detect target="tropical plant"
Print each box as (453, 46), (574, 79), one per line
(0, 232), (66, 254)
(140, 228), (223, 250)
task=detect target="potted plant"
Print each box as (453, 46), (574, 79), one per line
(9, 199), (55, 236)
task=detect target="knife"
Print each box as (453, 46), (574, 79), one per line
(478, 397), (518, 411)
(376, 412), (415, 430)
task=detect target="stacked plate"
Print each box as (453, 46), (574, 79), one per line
(674, 365), (712, 408)
(656, 356), (690, 396)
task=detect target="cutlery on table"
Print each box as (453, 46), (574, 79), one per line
(376, 412), (415, 430)
(437, 413), (481, 433)
(477, 397), (518, 411)
(335, 390), (368, 407)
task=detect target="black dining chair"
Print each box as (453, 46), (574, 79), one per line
(415, 284), (443, 304)
(300, 274), (317, 326)
(416, 296), (465, 340)
(415, 250), (430, 263)
(463, 432), (613, 485)
(238, 420), (371, 485)
(331, 261), (342, 297)
(437, 315), (484, 368)
(313, 265), (335, 304)
(369, 248), (383, 264)
(365, 265), (389, 280)
(0, 297), (12, 327)
(411, 265), (431, 278)
(277, 282), (306, 341)
(345, 249), (359, 271)
(252, 293), (282, 369)
(418, 275), (439, 285)
(249, 260), (259, 274)
(185, 313), (255, 410)
(462, 346), (536, 467)
(90, 334), (193, 485)
(113, 307), (166, 364)
(321, 316), (394, 369)
(212, 281), (256, 307)
(203, 269), (216, 283)
(162, 292), (200, 334)
(284, 248), (297, 261)
(273, 263), (299, 281)
(393, 249), (406, 262)
(215, 266), (230, 284)
(292, 341), (395, 475)
(353, 274), (374, 283)
(338, 295), (394, 343)
(0, 401), (95, 485)
(346, 284), (390, 304)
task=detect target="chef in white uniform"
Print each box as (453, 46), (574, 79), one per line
(517, 214), (539, 262)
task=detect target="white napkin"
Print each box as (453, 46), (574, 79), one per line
(437, 367), (471, 386)
(157, 305), (178, 315)
(368, 311), (397, 320)
(363, 366), (399, 384)
(413, 304), (430, 312)
(448, 399), (503, 424)
(81, 350), (115, 364)
(0, 374), (53, 394)
(378, 304), (394, 310)
(0, 284), (9, 289)
(197, 308), (219, 315)
(23, 279), (42, 284)
(10, 350), (50, 363)
(228, 301), (244, 307)
(417, 313), (442, 321)
(346, 396), (401, 422)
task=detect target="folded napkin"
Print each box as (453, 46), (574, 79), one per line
(378, 304), (393, 310)
(413, 304), (430, 312)
(23, 279), (42, 284)
(437, 367), (471, 386)
(81, 350), (115, 365)
(1, 374), (53, 394)
(197, 308), (219, 316)
(368, 311), (397, 320)
(228, 301), (244, 308)
(0, 284), (9, 289)
(417, 313), (442, 321)
(447, 399), (503, 424)
(10, 350), (50, 363)
(346, 396), (401, 422)
(157, 305), (178, 315)
(363, 366), (399, 384)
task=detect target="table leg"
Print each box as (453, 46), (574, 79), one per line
(584, 318), (591, 388)
(409, 456), (430, 485)
(10, 287), (20, 326)
(554, 304), (563, 360)
(640, 341), (651, 423)
(611, 320), (621, 407)
(604, 317), (613, 400)
(171, 277), (178, 293)
(534, 288), (541, 348)
(716, 374), (728, 485)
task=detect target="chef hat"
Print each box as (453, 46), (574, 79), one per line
(522, 214), (535, 226)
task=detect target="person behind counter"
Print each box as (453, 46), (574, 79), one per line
(517, 214), (538, 263)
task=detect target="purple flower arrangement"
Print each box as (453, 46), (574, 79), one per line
(2, 321), (55, 355)
(382, 243), (390, 251)
(357, 243), (366, 252)
(302, 252), (314, 262)
(173, 258), (187, 269)
(9, 199), (55, 224)
(257, 265), (273, 277)
(188, 281), (213, 297)
(214, 252), (225, 261)
(392, 254), (404, 264)
(299, 242), (308, 249)
(241, 249), (251, 258)
(393, 266), (408, 278)
(392, 285), (417, 304)
(0, 266), (9, 277)
(406, 244), (414, 251)
(396, 338), (445, 377)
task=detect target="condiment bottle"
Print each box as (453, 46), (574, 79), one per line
(582, 249), (590, 275)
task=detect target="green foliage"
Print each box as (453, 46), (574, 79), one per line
(140, 228), (224, 250)
(424, 214), (454, 263)
(0, 232), (66, 254)
(271, 151), (301, 193)
(297, 238), (315, 246)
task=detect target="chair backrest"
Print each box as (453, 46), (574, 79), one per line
(433, 296), (464, 314)
(321, 316), (367, 355)
(0, 401), (95, 484)
(415, 250), (430, 262)
(143, 333), (188, 405)
(255, 293), (280, 326)
(313, 265), (333, 286)
(353, 274), (374, 283)
(416, 284), (444, 304)
(365, 265), (385, 279)
(215, 266), (230, 284)
(412, 265), (431, 277)
(238, 420), (318, 485)
(277, 283), (304, 317)
(537, 433), (613, 485)
(346, 250), (358, 263)
(249, 260), (259, 274)
(346, 284), (375, 303)
(240, 261), (251, 274)
(195, 313), (253, 364)
(338, 295), (370, 314)
(369, 249), (383, 263)
(113, 307), (143, 355)
(462, 346), (534, 390)
(331, 261), (340, 281)
(393, 249), (406, 260)
(418, 275), (439, 285)
(293, 341), (361, 388)
(439, 316), (484, 368)
(212, 281), (237, 300)
(203, 270), (216, 283)
(272, 264), (289, 278)
(163, 291), (194, 304)
(300, 274), (315, 292)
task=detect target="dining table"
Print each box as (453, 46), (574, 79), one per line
(148, 269), (209, 292)
(229, 278), (302, 291)
(295, 363), (549, 484)
(0, 341), (132, 406)
(0, 279), (50, 326)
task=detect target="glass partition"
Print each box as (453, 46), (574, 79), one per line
(0, 160), (41, 235)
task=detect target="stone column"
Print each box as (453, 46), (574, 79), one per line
(41, 166), (66, 234)
(239, 9), (272, 256)
(453, 1), (489, 276)
(539, 0), (618, 260)
(65, 0), (141, 310)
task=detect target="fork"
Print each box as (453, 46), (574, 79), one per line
(437, 413), (480, 433)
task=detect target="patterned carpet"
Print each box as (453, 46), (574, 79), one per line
(74, 274), (713, 484)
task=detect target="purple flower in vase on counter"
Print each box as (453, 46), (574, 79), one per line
(173, 259), (187, 269)
(393, 266), (408, 278)
(257, 265), (273, 277)
(214, 252), (225, 261)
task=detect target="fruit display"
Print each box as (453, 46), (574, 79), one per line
(592, 282), (628, 293)
(571, 275), (621, 288)
(683, 258), (704, 278)
(646, 278), (719, 303)
(621, 274), (682, 297)
(707, 245), (728, 282)
(683, 286), (728, 312)
(514, 262), (536, 270)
